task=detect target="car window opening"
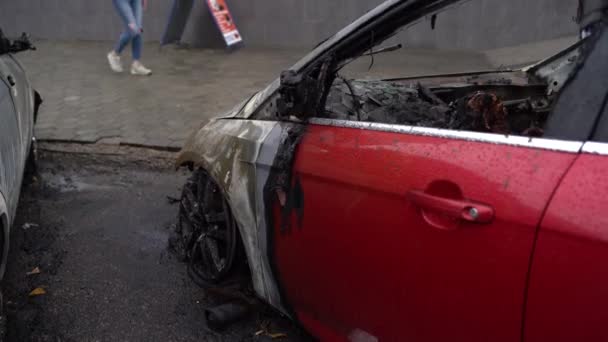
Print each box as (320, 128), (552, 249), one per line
(267, 1), (598, 140)
(319, 36), (585, 138)
(323, 75), (552, 137)
(306, 2), (592, 139)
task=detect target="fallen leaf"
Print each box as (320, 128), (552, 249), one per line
(29, 287), (47, 297)
(27, 267), (41, 276)
(22, 223), (39, 230)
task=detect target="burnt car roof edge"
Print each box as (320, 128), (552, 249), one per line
(290, 0), (461, 73)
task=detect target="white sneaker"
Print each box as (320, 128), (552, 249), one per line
(131, 61), (152, 76)
(107, 51), (123, 73)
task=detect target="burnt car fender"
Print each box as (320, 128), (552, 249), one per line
(176, 118), (291, 316)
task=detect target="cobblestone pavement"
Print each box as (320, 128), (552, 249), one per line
(17, 40), (493, 149)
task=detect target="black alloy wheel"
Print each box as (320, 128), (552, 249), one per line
(176, 169), (241, 283)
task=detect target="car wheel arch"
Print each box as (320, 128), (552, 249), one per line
(0, 192), (10, 279)
(175, 150), (204, 171)
(176, 119), (293, 315)
(176, 156), (257, 279)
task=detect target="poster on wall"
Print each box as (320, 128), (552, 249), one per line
(206, 0), (243, 47)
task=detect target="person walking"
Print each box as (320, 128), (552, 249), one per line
(107, 0), (152, 75)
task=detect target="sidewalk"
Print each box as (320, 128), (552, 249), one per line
(22, 41), (305, 149)
(17, 40), (565, 150)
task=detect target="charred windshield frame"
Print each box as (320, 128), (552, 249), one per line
(277, 0), (463, 119)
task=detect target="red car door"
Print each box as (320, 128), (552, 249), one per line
(524, 27), (608, 341)
(272, 119), (581, 341)
(525, 143), (608, 340)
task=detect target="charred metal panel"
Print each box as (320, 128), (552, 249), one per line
(544, 28), (608, 140)
(526, 39), (584, 96)
(253, 122), (305, 316)
(177, 118), (311, 316)
(387, 70), (530, 86)
(239, 79), (281, 120)
(176, 118), (289, 314)
(260, 124), (307, 235)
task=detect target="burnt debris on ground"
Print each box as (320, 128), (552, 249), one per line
(2, 144), (308, 342)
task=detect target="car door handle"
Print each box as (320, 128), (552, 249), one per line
(407, 190), (494, 224)
(7, 75), (16, 87)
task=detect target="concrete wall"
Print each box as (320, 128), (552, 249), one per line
(0, 0), (171, 45)
(0, 0), (578, 50)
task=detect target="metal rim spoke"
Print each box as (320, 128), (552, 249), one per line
(176, 169), (239, 283)
(206, 225), (228, 241)
(204, 238), (226, 274)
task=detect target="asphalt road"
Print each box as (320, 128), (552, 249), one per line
(2, 144), (309, 342)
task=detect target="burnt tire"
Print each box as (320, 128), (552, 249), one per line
(24, 136), (37, 177)
(175, 169), (243, 284)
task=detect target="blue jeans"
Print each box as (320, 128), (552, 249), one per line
(113, 0), (143, 60)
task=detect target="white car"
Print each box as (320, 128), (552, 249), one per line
(0, 29), (41, 278)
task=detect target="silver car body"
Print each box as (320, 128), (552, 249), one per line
(0, 52), (37, 277)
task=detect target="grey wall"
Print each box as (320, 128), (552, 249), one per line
(0, 0), (578, 50)
(397, 0), (578, 49)
(0, 0), (171, 45)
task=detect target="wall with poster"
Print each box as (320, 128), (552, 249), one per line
(0, 0), (577, 50)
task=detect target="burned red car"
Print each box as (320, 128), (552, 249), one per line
(174, 0), (608, 340)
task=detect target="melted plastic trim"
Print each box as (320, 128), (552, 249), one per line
(309, 118), (583, 153)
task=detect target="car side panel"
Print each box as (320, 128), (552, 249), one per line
(0, 72), (20, 225)
(2, 55), (34, 158)
(525, 150), (608, 341)
(0, 189), (9, 278)
(273, 122), (578, 341)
